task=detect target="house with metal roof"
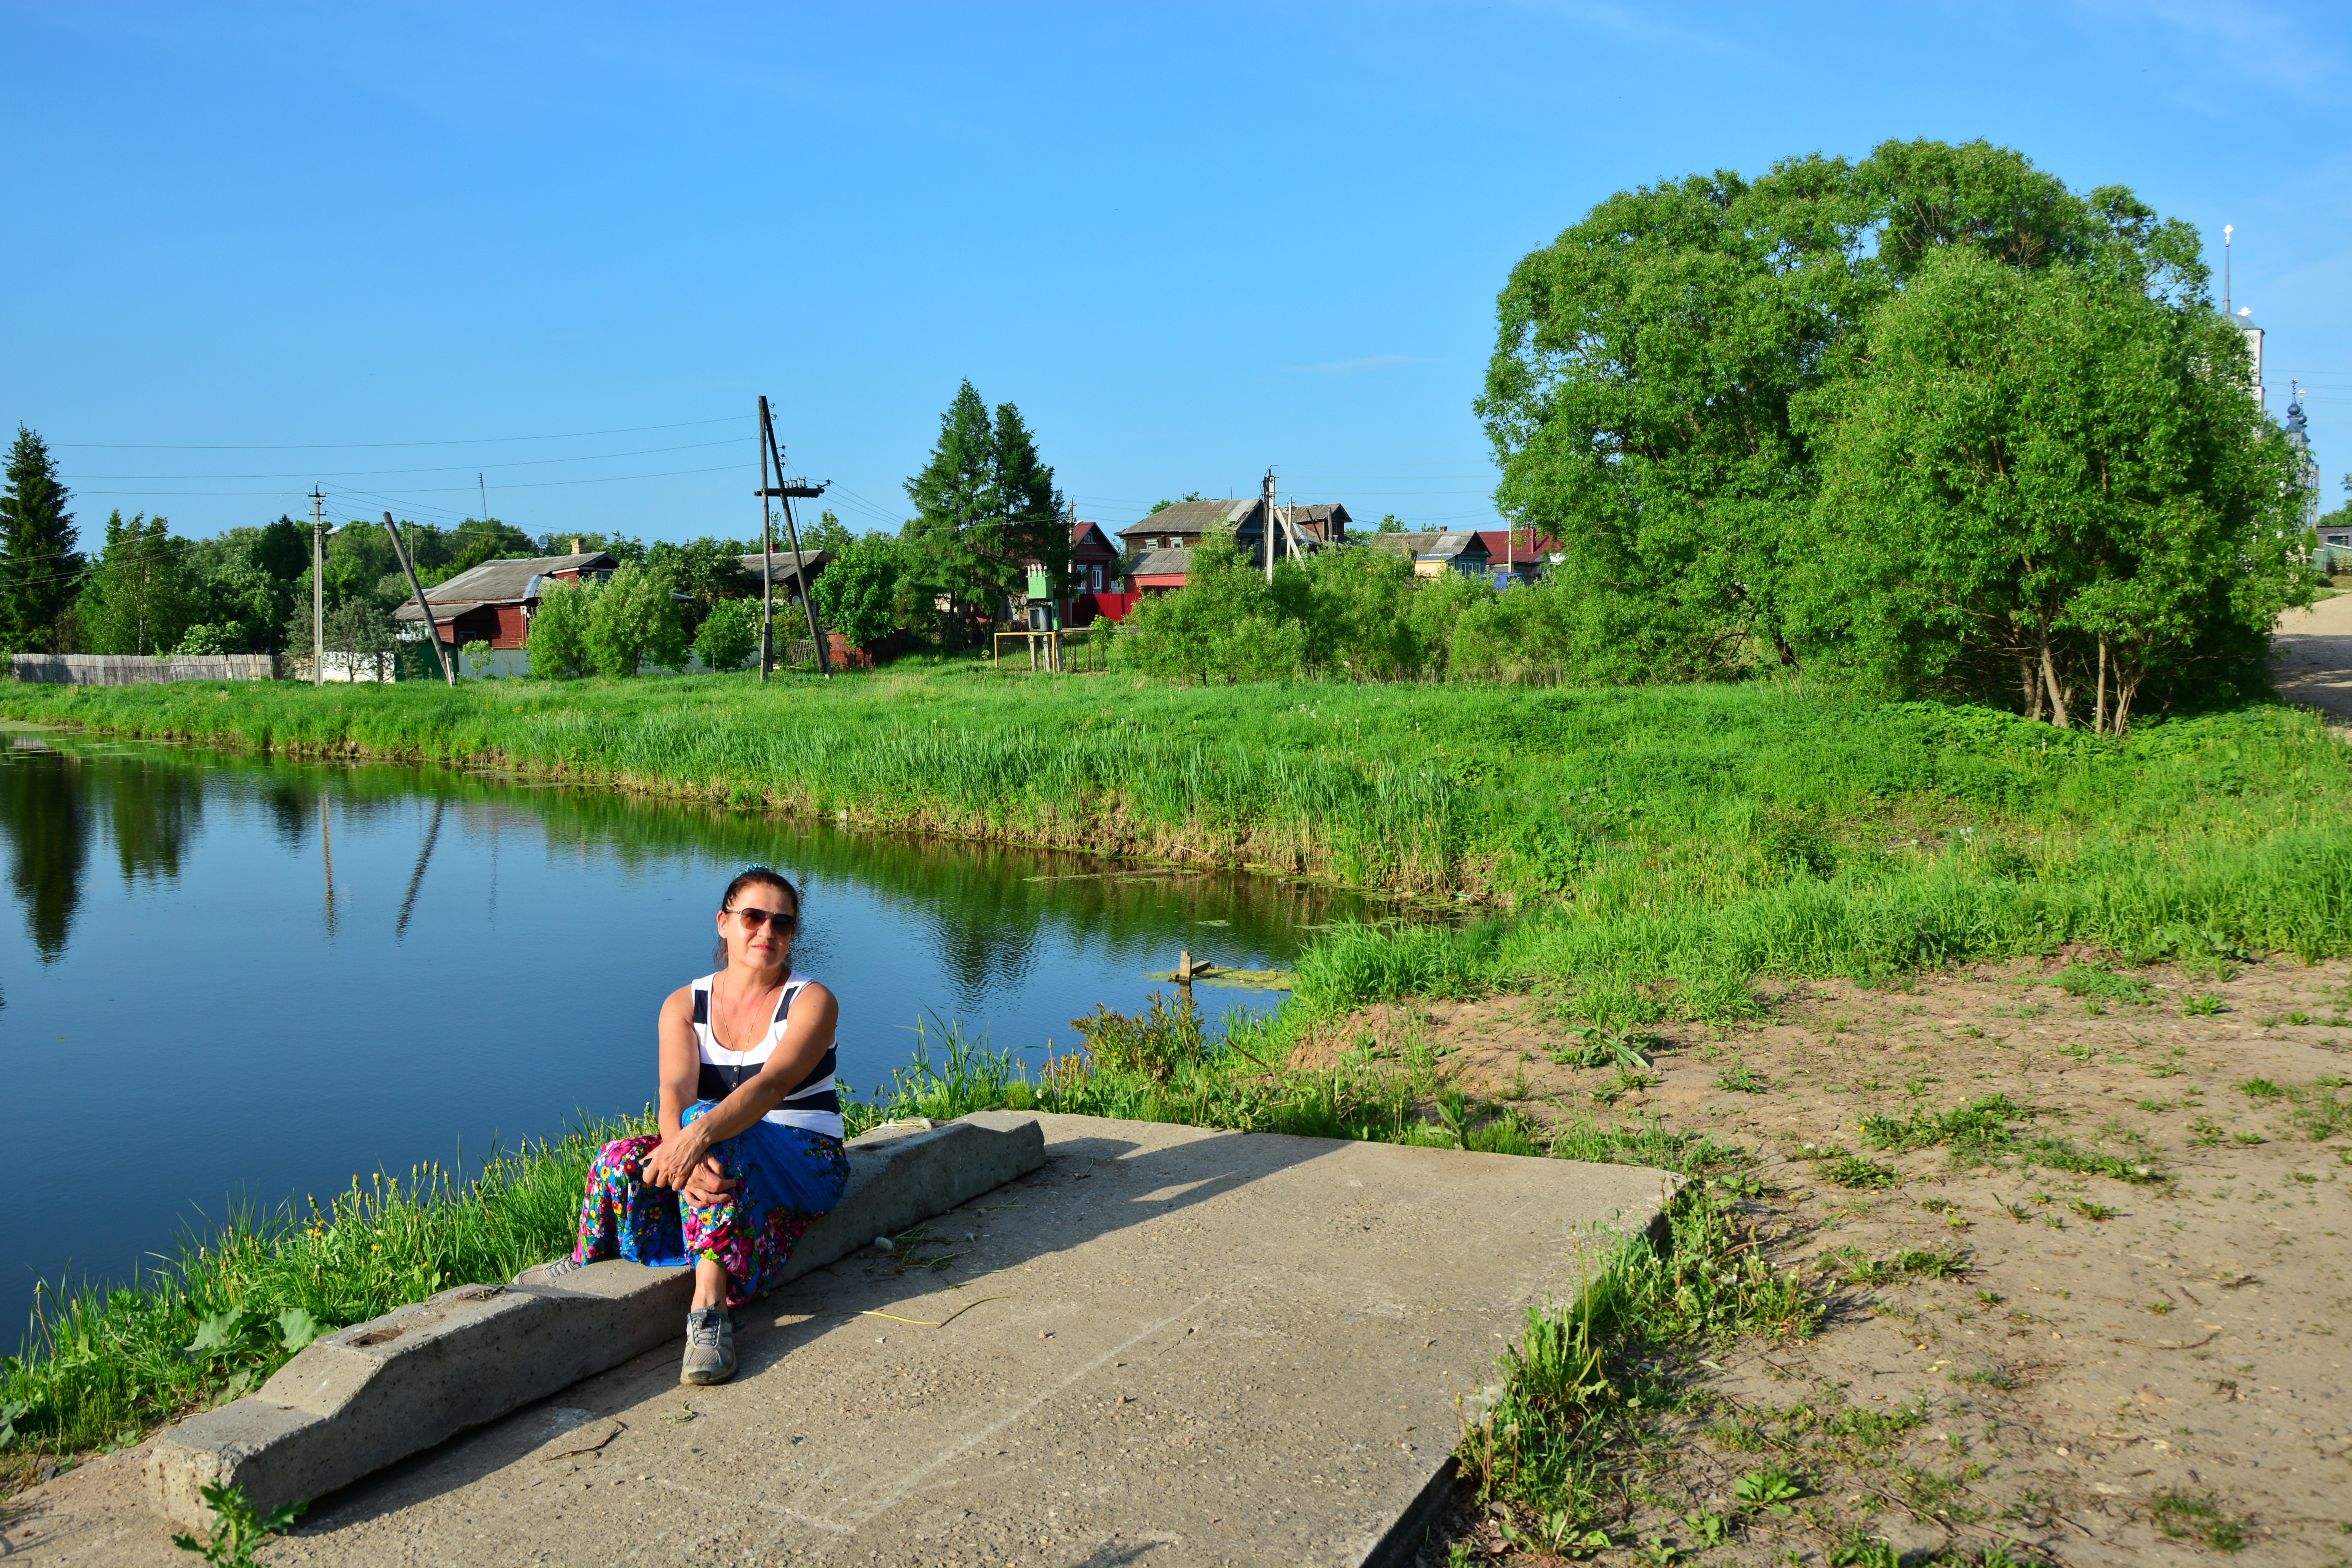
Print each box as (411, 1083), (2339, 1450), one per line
(390, 549), (620, 655)
(1366, 531), (1493, 579)
(734, 550), (832, 601)
(1116, 498), (1350, 593)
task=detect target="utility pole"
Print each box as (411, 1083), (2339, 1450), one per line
(478, 473), (488, 521)
(310, 485), (325, 687)
(756, 399), (775, 680)
(2223, 223), (2233, 317)
(757, 396), (831, 677)
(383, 511), (457, 686)
(1263, 469), (1278, 583)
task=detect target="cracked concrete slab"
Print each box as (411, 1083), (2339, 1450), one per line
(8, 1113), (1674, 1568)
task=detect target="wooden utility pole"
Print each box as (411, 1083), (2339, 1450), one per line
(383, 511), (457, 686)
(756, 401), (775, 680)
(755, 395), (831, 677)
(1262, 469), (1277, 583)
(310, 485), (325, 687)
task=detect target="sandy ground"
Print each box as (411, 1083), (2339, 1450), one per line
(1347, 957), (2352, 1565)
(2270, 592), (2352, 729)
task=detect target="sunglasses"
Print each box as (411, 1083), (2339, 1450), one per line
(726, 905), (798, 932)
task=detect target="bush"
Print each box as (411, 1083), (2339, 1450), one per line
(582, 564), (687, 677)
(692, 597), (760, 672)
(526, 579), (592, 679)
(812, 533), (907, 652)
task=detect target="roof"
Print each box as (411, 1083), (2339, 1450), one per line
(1363, 532), (1487, 561)
(1277, 503), (1350, 530)
(1118, 499), (1257, 540)
(390, 550), (616, 619)
(1071, 521), (1121, 556)
(1472, 529), (1561, 563)
(1127, 548), (1194, 577)
(735, 550), (830, 585)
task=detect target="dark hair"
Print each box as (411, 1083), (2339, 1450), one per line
(713, 866), (800, 967)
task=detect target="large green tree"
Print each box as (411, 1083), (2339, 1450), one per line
(0, 425), (82, 652)
(1476, 138), (2205, 684)
(1790, 248), (2308, 731)
(78, 512), (191, 656)
(901, 381), (1069, 641)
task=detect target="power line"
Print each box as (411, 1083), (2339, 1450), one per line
(56, 414), (744, 452)
(62, 436), (742, 481)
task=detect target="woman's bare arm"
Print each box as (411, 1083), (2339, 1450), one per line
(641, 982), (839, 1188)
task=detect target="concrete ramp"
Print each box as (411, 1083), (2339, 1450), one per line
(18, 1113), (1675, 1568)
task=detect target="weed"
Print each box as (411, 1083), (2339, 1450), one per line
(2183, 993), (2227, 1016)
(1732, 1467), (1804, 1514)
(2054, 965), (2152, 1004)
(2149, 1488), (2246, 1552)
(1716, 1061), (1769, 1094)
(2146, 1299), (2176, 1315)
(1550, 1027), (1654, 1071)
(2237, 1078), (2284, 1100)
(170, 1482), (304, 1566)
(2234, 1130), (2266, 1146)
(2069, 1199), (2119, 1221)
(1820, 1155), (1898, 1190)
(1682, 1512), (1729, 1547)
(1840, 1248), (1964, 1285)
(1828, 1533), (1900, 1568)
(2055, 1042), (2098, 1060)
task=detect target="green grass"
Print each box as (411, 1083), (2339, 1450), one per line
(9, 673), (2352, 940)
(2, 995), (1760, 1501)
(1, 1114), (640, 1474)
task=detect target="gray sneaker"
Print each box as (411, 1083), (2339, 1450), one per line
(512, 1255), (586, 1289)
(680, 1307), (737, 1385)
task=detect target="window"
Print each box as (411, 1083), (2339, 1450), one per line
(1090, 563), (1104, 590)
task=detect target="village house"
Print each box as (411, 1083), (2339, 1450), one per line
(1116, 498), (1352, 594)
(390, 544), (620, 676)
(733, 549), (831, 603)
(1366, 530), (1492, 580)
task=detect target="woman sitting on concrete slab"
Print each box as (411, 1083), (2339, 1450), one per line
(517, 865), (850, 1385)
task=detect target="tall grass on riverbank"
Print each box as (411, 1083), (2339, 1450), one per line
(10, 670), (2350, 915)
(0, 1113), (639, 1473)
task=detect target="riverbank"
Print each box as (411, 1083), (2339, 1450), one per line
(9, 669), (2352, 964)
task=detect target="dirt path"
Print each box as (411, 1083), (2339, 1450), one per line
(1345, 957), (2352, 1564)
(2271, 592), (2352, 728)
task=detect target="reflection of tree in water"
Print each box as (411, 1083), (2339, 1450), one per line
(7, 739), (1386, 987)
(107, 758), (205, 887)
(0, 750), (90, 962)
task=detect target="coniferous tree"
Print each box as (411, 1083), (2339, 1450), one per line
(0, 425), (82, 652)
(901, 381), (1069, 643)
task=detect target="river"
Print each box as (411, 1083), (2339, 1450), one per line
(0, 727), (1381, 1327)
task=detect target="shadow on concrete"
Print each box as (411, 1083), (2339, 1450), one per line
(290, 1121), (1374, 1534)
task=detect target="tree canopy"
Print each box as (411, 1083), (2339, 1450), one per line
(1475, 137), (2306, 727)
(901, 381), (1068, 638)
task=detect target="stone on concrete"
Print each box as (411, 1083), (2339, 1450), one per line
(144, 1112), (1045, 1529)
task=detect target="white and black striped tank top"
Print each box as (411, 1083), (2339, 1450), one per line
(689, 971), (842, 1141)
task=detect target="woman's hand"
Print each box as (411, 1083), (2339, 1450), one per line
(681, 1154), (737, 1208)
(639, 1129), (711, 1192)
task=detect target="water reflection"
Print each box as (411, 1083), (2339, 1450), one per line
(0, 730), (1380, 1323)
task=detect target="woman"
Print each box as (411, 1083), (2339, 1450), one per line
(518, 866), (850, 1385)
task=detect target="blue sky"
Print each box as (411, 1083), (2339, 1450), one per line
(3, 2), (2345, 552)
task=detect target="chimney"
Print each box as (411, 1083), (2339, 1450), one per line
(569, 537), (583, 556)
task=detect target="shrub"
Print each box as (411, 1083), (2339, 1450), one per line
(692, 597), (760, 672)
(582, 563), (687, 677)
(811, 533), (907, 652)
(525, 578), (592, 678)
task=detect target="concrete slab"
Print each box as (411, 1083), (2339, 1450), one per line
(144, 1113), (1046, 1529)
(13, 1114), (1674, 1568)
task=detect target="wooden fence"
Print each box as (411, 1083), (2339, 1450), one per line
(9, 653), (281, 686)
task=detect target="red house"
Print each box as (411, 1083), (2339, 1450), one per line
(391, 547), (619, 650)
